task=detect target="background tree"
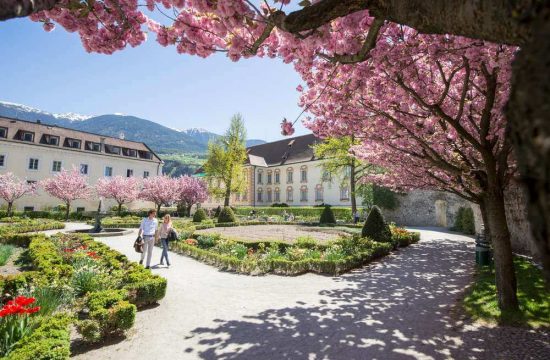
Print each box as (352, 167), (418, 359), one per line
(0, 173), (37, 217)
(41, 167), (91, 220)
(95, 176), (140, 215)
(313, 136), (373, 213)
(174, 176), (208, 217)
(204, 114), (247, 207)
(139, 175), (178, 214)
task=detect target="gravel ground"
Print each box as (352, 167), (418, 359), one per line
(51, 224), (548, 360)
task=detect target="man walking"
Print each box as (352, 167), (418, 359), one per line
(138, 209), (158, 269)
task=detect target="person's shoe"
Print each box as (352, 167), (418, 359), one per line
(139, 260), (143, 265)
(145, 266), (150, 269)
(160, 262), (164, 266)
(167, 263), (171, 267)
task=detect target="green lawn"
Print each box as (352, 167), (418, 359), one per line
(464, 257), (549, 328)
(0, 244), (15, 266)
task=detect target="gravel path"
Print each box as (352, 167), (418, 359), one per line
(55, 224), (548, 359)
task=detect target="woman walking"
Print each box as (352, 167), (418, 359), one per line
(158, 214), (173, 267)
(138, 209), (158, 269)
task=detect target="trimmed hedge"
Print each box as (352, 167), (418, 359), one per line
(218, 207), (236, 223)
(6, 314), (72, 360)
(192, 208), (207, 223)
(233, 206), (352, 219)
(319, 206), (336, 225)
(362, 206), (392, 243)
(0, 219), (65, 238)
(85, 289), (136, 338)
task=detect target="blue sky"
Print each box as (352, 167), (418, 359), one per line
(0, 17), (308, 141)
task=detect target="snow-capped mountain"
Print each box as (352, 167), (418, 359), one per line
(0, 100), (265, 153)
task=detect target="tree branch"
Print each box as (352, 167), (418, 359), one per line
(0, 0), (60, 20)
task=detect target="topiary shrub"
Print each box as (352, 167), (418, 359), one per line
(213, 206), (222, 218)
(218, 207), (236, 223)
(319, 205), (336, 224)
(461, 207), (475, 234)
(362, 206), (392, 242)
(193, 208), (207, 223)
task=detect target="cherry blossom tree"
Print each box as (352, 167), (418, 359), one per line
(174, 176), (208, 216)
(0, 173), (37, 217)
(41, 167), (92, 220)
(139, 175), (178, 214)
(96, 176), (140, 215)
(299, 29), (519, 309)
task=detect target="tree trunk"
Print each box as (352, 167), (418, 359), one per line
(187, 205), (192, 217)
(507, 5), (550, 284)
(156, 203), (162, 215)
(482, 190), (519, 311)
(65, 202), (70, 221)
(117, 203), (122, 216)
(7, 202), (13, 217)
(478, 201), (492, 245)
(224, 179), (231, 207)
(350, 163), (357, 214)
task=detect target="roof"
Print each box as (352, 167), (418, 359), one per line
(246, 134), (319, 167)
(0, 116), (162, 163)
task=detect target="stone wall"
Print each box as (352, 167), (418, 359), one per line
(382, 190), (470, 228)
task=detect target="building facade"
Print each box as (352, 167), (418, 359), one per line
(202, 134), (360, 208)
(0, 117), (163, 212)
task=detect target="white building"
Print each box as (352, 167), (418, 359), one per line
(0, 116), (163, 212)
(202, 134), (360, 208)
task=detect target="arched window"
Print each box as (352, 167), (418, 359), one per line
(315, 185), (324, 202)
(274, 187), (280, 202)
(286, 167), (293, 184)
(300, 185), (308, 202)
(340, 186), (350, 201)
(257, 170), (263, 184)
(257, 188), (263, 202)
(286, 186), (293, 202)
(267, 170), (272, 184)
(267, 188), (272, 202)
(300, 165), (308, 183)
(274, 169), (280, 184)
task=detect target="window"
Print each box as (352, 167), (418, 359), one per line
(104, 145), (121, 155)
(340, 186), (350, 200)
(267, 171), (272, 184)
(138, 150), (153, 160)
(85, 141), (101, 152)
(23, 206), (34, 212)
(267, 188), (272, 202)
(300, 186), (308, 202)
(17, 131), (34, 142)
(300, 166), (307, 183)
(122, 148), (137, 157)
(257, 171), (263, 184)
(28, 158), (39, 170)
(143, 171), (150, 178)
(64, 138), (81, 149)
(0, 154), (5, 167)
(274, 170), (280, 184)
(26, 180), (36, 185)
(76, 207), (85, 213)
(0, 127), (7, 138)
(286, 187), (293, 202)
(315, 185), (324, 202)
(257, 188), (263, 202)
(40, 134), (59, 146)
(287, 168), (293, 183)
(80, 164), (88, 175)
(274, 188), (280, 202)
(52, 161), (62, 172)
(322, 170), (331, 182)
(126, 169), (134, 177)
(104, 166), (113, 177)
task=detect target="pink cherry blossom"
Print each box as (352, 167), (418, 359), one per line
(139, 175), (179, 213)
(41, 167), (91, 219)
(0, 173), (37, 216)
(96, 176), (140, 214)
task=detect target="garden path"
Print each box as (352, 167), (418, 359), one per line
(56, 224), (548, 360)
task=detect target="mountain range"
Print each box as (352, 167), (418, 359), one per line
(0, 101), (265, 154)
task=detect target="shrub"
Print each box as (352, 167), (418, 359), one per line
(76, 319), (102, 343)
(213, 206), (222, 218)
(196, 234), (220, 248)
(271, 203), (289, 207)
(123, 266), (167, 307)
(193, 208), (207, 223)
(461, 207), (475, 234)
(295, 236), (317, 249)
(85, 289), (136, 338)
(25, 285), (73, 317)
(362, 206), (392, 242)
(230, 243), (248, 260)
(7, 314), (71, 360)
(319, 205), (336, 224)
(0, 245), (15, 266)
(218, 207), (236, 223)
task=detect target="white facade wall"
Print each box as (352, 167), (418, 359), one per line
(0, 141), (162, 212)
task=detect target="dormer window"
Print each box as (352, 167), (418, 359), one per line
(85, 141), (101, 152)
(15, 130), (34, 142)
(138, 150), (153, 160)
(40, 134), (60, 146)
(0, 127), (7, 138)
(64, 137), (81, 149)
(105, 144), (121, 155)
(122, 148), (137, 157)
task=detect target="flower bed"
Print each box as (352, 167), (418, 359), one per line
(169, 227), (419, 276)
(0, 219), (65, 238)
(0, 232), (167, 358)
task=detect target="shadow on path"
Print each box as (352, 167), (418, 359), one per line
(184, 237), (549, 360)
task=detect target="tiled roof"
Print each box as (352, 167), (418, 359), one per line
(0, 116), (162, 162)
(246, 134), (319, 166)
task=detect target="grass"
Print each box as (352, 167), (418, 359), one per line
(464, 257), (550, 328)
(0, 244), (15, 266)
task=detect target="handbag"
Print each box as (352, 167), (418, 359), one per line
(168, 228), (179, 242)
(133, 236), (144, 253)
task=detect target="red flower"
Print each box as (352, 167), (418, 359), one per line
(25, 306), (40, 314)
(0, 296), (39, 317)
